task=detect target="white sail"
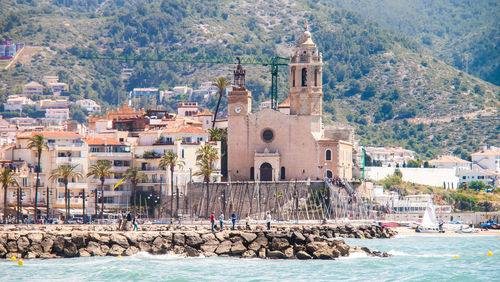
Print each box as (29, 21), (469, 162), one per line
(421, 204), (439, 229)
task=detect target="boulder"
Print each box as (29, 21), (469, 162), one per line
(72, 232), (87, 248)
(87, 241), (102, 256)
(270, 237), (290, 251)
(28, 244), (43, 258)
(151, 237), (167, 254)
(313, 247), (340, 260)
(89, 232), (101, 242)
(230, 241), (247, 255)
(240, 232), (257, 244)
(200, 243), (218, 253)
(305, 242), (328, 255)
(185, 246), (200, 257)
(100, 244), (110, 256)
(0, 243), (7, 257)
(284, 247), (294, 258)
(28, 233), (44, 244)
(267, 250), (286, 259)
(185, 232), (203, 248)
(124, 232), (139, 245)
(258, 248), (266, 258)
(242, 250), (257, 258)
(52, 236), (65, 253)
(248, 236), (268, 251)
(296, 251), (312, 260)
(7, 233), (20, 241)
(215, 231), (228, 242)
(108, 244), (126, 256)
(215, 240), (232, 255)
(63, 242), (78, 257)
(292, 231), (306, 244)
(41, 238), (53, 253)
(332, 240), (350, 256)
(138, 241), (152, 252)
(17, 236), (30, 252)
(39, 253), (57, 259)
(6, 241), (18, 253)
(79, 248), (91, 257)
(100, 235), (110, 244)
(124, 246), (139, 256)
(25, 252), (38, 259)
(173, 233), (185, 246)
(110, 233), (129, 248)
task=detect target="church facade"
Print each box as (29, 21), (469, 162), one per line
(227, 27), (353, 181)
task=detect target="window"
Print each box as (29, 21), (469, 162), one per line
(326, 170), (333, 178)
(280, 167), (286, 180)
(326, 149), (332, 161)
(291, 67), (296, 87)
(181, 149), (184, 158)
(301, 68), (307, 86)
(314, 69), (318, 86)
(250, 167), (254, 180)
(262, 129), (274, 143)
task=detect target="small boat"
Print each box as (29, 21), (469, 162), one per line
(455, 227), (478, 233)
(415, 203), (445, 233)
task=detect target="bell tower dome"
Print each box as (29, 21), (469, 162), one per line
(289, 21), (323, 117)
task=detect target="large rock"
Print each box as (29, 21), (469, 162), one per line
(6, 241), (18, 253)
(28, 244), (43, 258)
(110, 233), (129, 248)
(267, 250), (286, 259)
(173, 233), (185, 246)
(240, 232), (257, 244)
(185, 246), (200, 257)
(215, 231), (228, 242)
(28, 233), (44, 244)
(79, 248), (91, 257)
(284, 247), (294, 258)
(248, 236), (268, 251)
(138, 241), (152, 252)
(215, 240), (231, 255)
(89, 232), (101, 242)
(108, 244), (126, 256)
(86, 241), (102, 256)
(201, 233), (219, 245)
(72, 232), (87, 248)
(41, 238), (53, 253)
(63, 242), (78, 257)
(230, 241), (247, 255)
(124, 246), (139, 256)
(296, 251), (312, 260)
(151, 237), (167, 254)
(242, 250), (257, 258)
(270, 237), (289, 251)
(52, 236), (65, 253)
(0, 243), (7, 257)
(305, 242), (328, 255)
(292, 231), (306, 244)
(313, 247), (340, 260)
(331, 240), (350, 256)
(200, 243), (218, 253)
(100, 244), (110, 256)
(17, 236), (30, 253)
(185, 232), (203, 248)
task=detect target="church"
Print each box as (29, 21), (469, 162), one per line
(227, 26), (354, 181)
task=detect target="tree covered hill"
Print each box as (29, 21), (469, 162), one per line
(322, 0), (500, 86)
(0, 0), (498, 159)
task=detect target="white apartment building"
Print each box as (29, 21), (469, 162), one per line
(364, 146), (415, 167)
(429, 155), (471, 171)
(76, 99), (101, 113)
(45, 108), (69, 123)
(471, 146), (500, 173)
(3, 95), (34, 112)
(22, 81), (43, 95)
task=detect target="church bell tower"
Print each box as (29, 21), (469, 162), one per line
(289, 22), (323, 117)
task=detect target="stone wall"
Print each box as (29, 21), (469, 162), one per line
(0, 224), (396, 260)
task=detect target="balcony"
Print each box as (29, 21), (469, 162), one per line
(103, 190), (131, 197)
(56, 157), (84, 165)
(89, 152), (131, 158)
(56, 182), (87, 189)
(139, 166), (164, 172)
(153, 141), (174, 146)
(137, 179), (166, 185)
(110, 166), (129, 173)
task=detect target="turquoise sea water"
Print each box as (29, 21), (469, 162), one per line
(1, 236), (499, 281)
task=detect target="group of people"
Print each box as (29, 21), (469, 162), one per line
(117, 211), (139, 231)
(210, 211), (272, 232)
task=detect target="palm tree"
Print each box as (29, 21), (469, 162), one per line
(1, 167), (19, 224)
(124, 167), (146, 213)
(211, 77), (229, 129)
(209, 128), (228, 178)
(27, 134), (48, 223)
(87, 160), (111, 219)
(159, 151), (184, 218)
(49, 165), (82, 224)
(194, 144), (219, 217)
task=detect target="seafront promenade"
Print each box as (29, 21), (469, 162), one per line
(0, 223), (396, 260)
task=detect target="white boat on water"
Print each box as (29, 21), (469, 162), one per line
(415, 203), (445, 233)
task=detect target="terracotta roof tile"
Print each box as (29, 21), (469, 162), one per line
(278, 97), (290, 108)
(85, 138), (124, 146)
(161, 125), (207, 134)
(429, 156), (470, 164)
(471, 149), (500, 156)
(17, 131), (82, 138)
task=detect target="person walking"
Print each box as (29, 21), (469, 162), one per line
(125, 212), (132, 231)
(117, 211), (123, 231)
(231, 211), (237, 230)
(245, 213), (250, 230)
(219, 213), (224, 231)
(133, 214), (139, 231)
(266, 211), (271, 230)
(210, 212), (215, 232)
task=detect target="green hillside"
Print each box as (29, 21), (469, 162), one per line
(322, 0), (500, 86)
(0, 0), (498, 159)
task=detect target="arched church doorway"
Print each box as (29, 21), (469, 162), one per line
(326, 170), (333, 179)
(260, 162), (273, 181)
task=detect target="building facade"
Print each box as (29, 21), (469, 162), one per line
(228, 27), (353, 181)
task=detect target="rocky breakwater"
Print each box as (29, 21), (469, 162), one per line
(0, 224), (394, 260)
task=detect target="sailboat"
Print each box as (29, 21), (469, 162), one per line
(415, 203), (445, 233)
